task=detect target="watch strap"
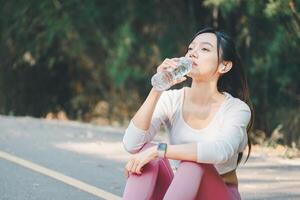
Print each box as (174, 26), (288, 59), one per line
(157, 143), (167, 158)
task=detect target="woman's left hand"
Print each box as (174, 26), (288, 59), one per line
(124, 146), (158, 178)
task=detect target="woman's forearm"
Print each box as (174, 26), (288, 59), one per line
(132, 87), (163, 131)
(165, 143), (198, 162)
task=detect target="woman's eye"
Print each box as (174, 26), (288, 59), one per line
(188, 47), (192, 51)
(202, 48), (209, 51)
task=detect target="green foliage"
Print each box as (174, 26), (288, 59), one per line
(0, 0), (299, 146)
(107, 22), (135, 89)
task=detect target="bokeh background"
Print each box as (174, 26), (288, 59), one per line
(0, 0), (299, 150)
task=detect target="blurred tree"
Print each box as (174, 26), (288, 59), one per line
(0, 0), (299, 146)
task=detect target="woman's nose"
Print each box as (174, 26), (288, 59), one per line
(189, 50), (197, 58)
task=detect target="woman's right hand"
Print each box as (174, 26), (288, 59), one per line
(156, 58), (187, 85)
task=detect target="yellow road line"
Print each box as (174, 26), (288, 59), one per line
(0, 150), (122, 200)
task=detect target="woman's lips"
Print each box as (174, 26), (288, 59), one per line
(192, 62), (197, 67)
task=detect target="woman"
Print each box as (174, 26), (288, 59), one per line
(122, 27), (254, 200)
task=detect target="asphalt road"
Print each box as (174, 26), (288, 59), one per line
(0, 115), (299, 200)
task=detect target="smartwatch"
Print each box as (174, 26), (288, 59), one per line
(157, 143), (168, 158)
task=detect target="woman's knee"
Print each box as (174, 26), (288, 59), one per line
(137, 143), (174, 179)
(163, 161), (205, 200)
(179, 161), (206, 172)
(131, 142), (160, 171)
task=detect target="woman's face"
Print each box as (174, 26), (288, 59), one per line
(185, 33), (223, 81)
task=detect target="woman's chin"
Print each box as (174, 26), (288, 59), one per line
(187, 69), (199, 77)
(186, 72), (193, 77)
(187, 71), (208, 80)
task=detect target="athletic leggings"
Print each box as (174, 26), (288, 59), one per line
(122, 142), (241, 200)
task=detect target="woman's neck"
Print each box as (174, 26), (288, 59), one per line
(188, 79), (223, 105)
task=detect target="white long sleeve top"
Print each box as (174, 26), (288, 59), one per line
(122, 87), (251, 175)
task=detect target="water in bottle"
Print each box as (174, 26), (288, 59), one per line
(151, 57), (193, 91)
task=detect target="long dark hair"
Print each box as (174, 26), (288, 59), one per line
(187, 27), (255, 165)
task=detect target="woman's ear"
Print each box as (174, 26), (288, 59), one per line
(218, 61), (233, 74)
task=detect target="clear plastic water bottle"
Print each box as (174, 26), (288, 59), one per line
(151, 57), (193, 91)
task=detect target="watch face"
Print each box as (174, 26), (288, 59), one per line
(158, 143), (167, 150)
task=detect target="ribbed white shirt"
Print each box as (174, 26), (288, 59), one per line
(122, 87), (251, 175)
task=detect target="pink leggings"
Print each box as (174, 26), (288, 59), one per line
(122, 142), (241, 200)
